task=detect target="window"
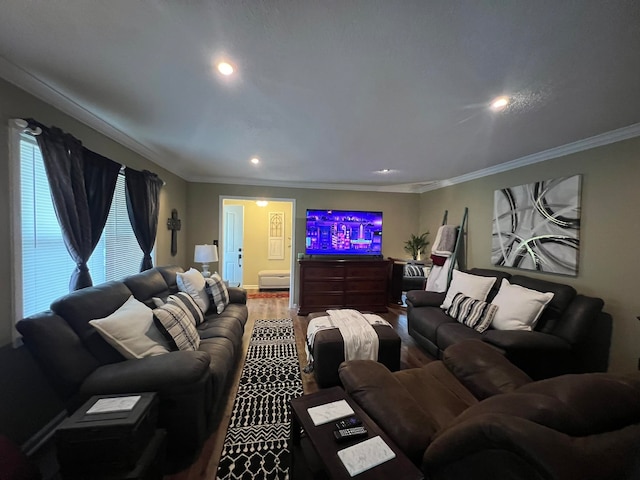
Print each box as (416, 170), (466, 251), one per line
(11, 126), (148, 323)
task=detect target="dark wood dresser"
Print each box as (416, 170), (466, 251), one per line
(297, 258), (391, 315)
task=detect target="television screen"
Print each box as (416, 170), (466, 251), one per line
(305, 209), (383, 256)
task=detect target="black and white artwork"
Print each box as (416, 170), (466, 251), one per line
(492, 175), (582, 276)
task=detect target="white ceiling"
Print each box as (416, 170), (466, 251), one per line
(1, 1), (639, 192)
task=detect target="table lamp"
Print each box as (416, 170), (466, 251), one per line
(194, 244), (218, 278)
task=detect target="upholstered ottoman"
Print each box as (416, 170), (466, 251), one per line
(306, 312), (401, 388)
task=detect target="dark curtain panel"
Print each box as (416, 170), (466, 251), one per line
(125, 168), (164, 271)
(33, 122), (94, 290)
(83, 148), (121, 250)
(29, 119), (122, 291)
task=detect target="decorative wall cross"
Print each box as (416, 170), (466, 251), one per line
(167, 208), (181, 256)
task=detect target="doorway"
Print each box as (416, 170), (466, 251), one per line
(219, 196), (296, 308)
(222, 204), (244, 286)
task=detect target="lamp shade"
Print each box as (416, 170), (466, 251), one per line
(194, 244), (218, 263)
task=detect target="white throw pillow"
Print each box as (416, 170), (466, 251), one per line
(176, 268), (210, 313)
(441, 270), (497, 310)
(89, 295), (171, 359)
(490, 278), (555, 331)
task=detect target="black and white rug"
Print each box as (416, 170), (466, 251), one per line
(216, 318), (303, 480)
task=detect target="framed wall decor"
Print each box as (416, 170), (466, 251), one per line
(492, 174), (582, 276)
(268, 211), (285, 260)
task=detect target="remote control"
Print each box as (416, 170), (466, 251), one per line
(333, 426), (368, 443)
(335, 416), (362, 429)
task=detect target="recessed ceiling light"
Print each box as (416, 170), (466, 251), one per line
(250, 157), (260, 165)
(217, 62), (234, 76)
(490, 96), (509, 111)
(256, 200), (268, 207)
(375, 168), (393, 174)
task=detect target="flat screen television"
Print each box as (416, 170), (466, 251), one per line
(305, 209), (383, 256)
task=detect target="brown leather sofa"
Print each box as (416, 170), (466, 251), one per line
(339, 340), (640, 480)
(406, 268), (612, 379)
(16, 266), (248, 472)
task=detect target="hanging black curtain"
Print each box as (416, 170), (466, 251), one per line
(29, 119), (121, 291)
(125, 167), (164, 271)
(83, 148), (121, 253)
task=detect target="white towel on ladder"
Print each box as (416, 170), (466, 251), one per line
(425, 257), (455, 293)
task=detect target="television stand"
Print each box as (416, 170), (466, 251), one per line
(297, 258), (391, 315)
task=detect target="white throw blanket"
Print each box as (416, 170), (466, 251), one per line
(305, 309), (391, 368)
(425, 257), (456, 293)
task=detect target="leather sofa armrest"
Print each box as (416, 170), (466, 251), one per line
(227, 287), (247, 305)
(406, 290), (445, 308)
(423, 414), (640, 480)
(442, 340), (532, 400)
(80, 350), (211, 396)
(339, 360), (436, 464)
(482, 330), (571, 352)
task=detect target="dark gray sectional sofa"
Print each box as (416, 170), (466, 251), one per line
(406, 268), (612, 380)
(16, 265), (248, 471)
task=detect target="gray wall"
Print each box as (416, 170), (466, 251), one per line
(0, 78), (188, 445)
(418, 136), (640, 373)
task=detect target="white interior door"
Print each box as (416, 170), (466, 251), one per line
(223, 204), (244, 286)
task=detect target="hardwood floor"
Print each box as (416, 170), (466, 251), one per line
(165, 293), (433, 480)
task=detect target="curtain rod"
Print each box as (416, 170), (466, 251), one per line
(13, 118), (42, 136)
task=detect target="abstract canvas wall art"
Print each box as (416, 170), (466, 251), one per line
(492, 175), (582, 276)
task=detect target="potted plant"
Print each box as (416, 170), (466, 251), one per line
(404, 232), (430, 261)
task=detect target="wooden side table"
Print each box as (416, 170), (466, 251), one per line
(290, 387), (423, 480)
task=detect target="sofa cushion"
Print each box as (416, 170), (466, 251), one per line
(204, 303), (249, 328)
(446, 293), (498, 333)
(442, 340), (532, 400)
(436, 323), (483, 352)
(441, 270), (497, 310)
(51, 280), (133, 364)
(409, 306), (457, 342)
(16, 311), (101, 400)
(153, 296), (202, 351)
(490, 279), (554, 331)
(156, 265), (184, 292)
(176, 268), (210, 313)
(89, 296), (171, 359)
(396, 362), (478, 431)
(197, 317), (244, 343)
(123, 268), (172, 307)
(205, 273), (230, 314)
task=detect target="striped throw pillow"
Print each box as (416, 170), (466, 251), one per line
(404, 265), (425, 277)
(153, 293), (202, 351)
(446, 292), (498, 333)
(205, 273), (230, 314)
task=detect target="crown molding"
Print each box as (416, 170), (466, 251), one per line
(0, 55), (188, 180)
(418, 122), (640, 193)
(186, 174), (424, 193)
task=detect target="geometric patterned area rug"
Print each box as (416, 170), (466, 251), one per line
(216, 318), (303, 479)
